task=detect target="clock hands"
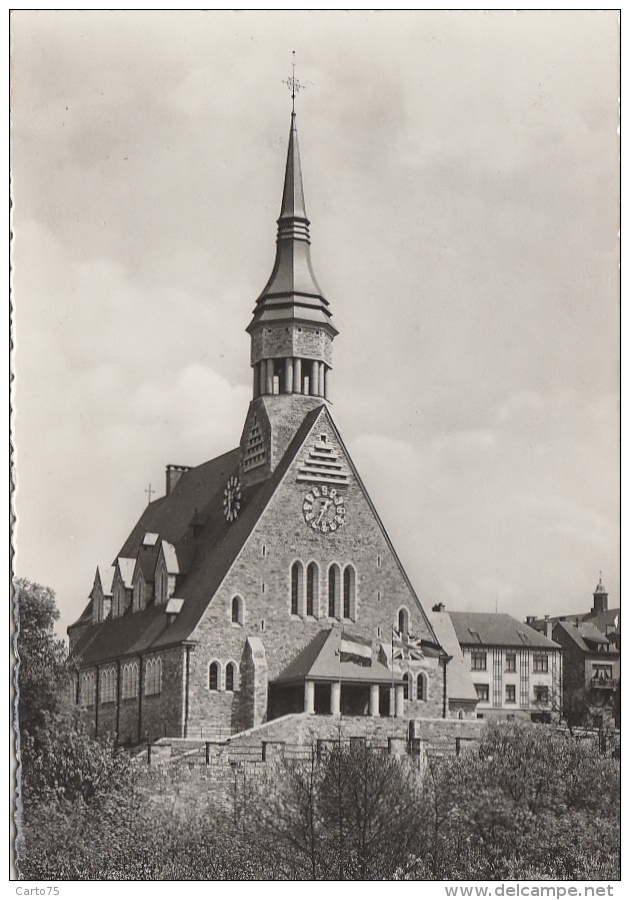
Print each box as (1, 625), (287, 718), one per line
(316, 498), (333, 525)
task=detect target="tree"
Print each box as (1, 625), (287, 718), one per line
(247, 741), (425, 879)
(13, 579), (69, 739)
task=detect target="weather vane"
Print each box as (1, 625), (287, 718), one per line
(283, 50), (304, 114)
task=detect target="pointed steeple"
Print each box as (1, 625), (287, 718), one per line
(248, 112), (336, 331)
(240, 106), (338, 489)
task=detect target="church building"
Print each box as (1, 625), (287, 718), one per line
(68, 107), (458, 744)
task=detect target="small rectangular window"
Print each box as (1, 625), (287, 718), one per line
(261, 619), (265, 632)
(471, 651), (487, 671)
(505, 685), (516, 703)
(376, 555), (381, 568)
(533, 654), (548, 673)
(261, 582), (265, 593)
(262, 545), (266, 557)
(505, 653), (517, 673)
(475, 684), (489, 702)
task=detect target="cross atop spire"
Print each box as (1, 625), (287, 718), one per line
(283, 50), (304, 115)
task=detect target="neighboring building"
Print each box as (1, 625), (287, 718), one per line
(428, 604), (479, 719)
(68, 108), (453, 744)
(447, 612), (562, 721)
(528, 577), (620, 729)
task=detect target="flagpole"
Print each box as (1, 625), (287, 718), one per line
(391, 623), (395, 738)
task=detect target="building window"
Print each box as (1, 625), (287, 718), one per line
(417, 673), (426, 701)
(291, 561), (303, 616)
(475, 684), (489, 702)
(306, 562), (319, 617)
(397, 607), (410, 636)
(225, 662), (236, 692)
(328, 564), (340, 618)
(231, 595), (244, 625)
(505, 653), (516, 673)
(534, 686), (549, 704)
(471, 651), (487, 671)
(122, 661), (139, 699)
(343, 565), (356, 620)
(533, 654), (548, 673)
(505, 684), (516, 703)
(80, 671), (96, 707)
(403, 672), (411, 700)
(145, 658), (162, 696)
(208, 661), (220, 691)
(376, 554), (381, 568)
(592, 664), (613, 680)
(100, 667), (117, 704)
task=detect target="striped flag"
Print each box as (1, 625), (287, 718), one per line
(338, 633), (372, 666)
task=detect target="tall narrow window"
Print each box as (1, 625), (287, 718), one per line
(291, 561), (303, 616)
(417, 673), (425, 701)
(209, 661), (219, 691)
(403, 672), (411, 700)
(398, 607), (409, 636)
(231, 595), (244, 625)
(225, 662), (236, 692)
(306, 563), (318, 617)
(343, 565), (356, 620)
(328, 564), (339, 618)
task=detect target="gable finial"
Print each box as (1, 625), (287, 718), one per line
(283, 50), (303, 115)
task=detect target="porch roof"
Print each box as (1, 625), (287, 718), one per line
(273, 628), (402, 686)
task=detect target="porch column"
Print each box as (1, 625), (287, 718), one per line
(319, 362), (326, 397)
(369, 683), (380, 717)
(395, 684), (405, 718)
(293, 358), (302, 394)
(304, 681), (315, 714)
(323, 365), (329, 400)
(285, 357), (294, 394)
(330, 681), (341, 715)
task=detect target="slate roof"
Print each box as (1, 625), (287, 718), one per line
(554, 619), (618, 654)
(70, 408), (325, 665)
(274, 628), (400, 685)
(428, 611), (478, 702)
(449, 612), (560, 650)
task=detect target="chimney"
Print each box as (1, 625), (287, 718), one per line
(166, 464), (190, 495)
(526, 615), (536, 625)
(432, 603), (445, 613)
(544, 614), (553, 639)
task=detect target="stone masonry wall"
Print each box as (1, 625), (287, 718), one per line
(187, 406), (444, 735)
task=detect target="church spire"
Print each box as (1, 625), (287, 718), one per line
(240, 98), (338, 488)
(248, 110), (333, 324)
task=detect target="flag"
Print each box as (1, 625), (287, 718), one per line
(338, 633), (372, 666)
(392, 627), (425, 661)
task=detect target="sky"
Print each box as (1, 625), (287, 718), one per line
(11, 10), (620, 638)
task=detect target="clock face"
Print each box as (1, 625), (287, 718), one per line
(223, 476), (241, 522)
(302, 485), (345, 534)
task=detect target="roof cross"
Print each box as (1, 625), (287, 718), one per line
(283, 50), (304, 114)
(144, 483), (155, 505)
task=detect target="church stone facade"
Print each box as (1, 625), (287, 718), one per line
(68, 110), (459, 745)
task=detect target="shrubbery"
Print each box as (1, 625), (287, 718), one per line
(14, 579), (620, 880)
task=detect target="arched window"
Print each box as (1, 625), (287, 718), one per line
(100, 666), (117, 703)
(122, 662), (139, 699)
(81, 671), (95, 707)
(291, 561), (303, 616)
(209, 661), (219, 691)
(225, 662), (237, 692)
(398, 607), (409, 637)
(343, 565), (356, 620)
(145, 658), (162, 696)
(457, 709), (465, 720)
(231, 595), (244, 625)
(403, 672), (411, 700)
(306, 563), (318, 617)
(328, 564), (340, 618)
(417, 672), (425, 702)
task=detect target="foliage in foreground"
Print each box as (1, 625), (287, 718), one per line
(15, 579), (620, 880)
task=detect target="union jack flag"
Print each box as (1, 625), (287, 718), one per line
(391, 627), (425, 661)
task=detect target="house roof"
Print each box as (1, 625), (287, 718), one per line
(428, 612), (478, 702)
(449, 612), (560, 650)
(274, 627), (400, 685)
(554, 619), (618, 654)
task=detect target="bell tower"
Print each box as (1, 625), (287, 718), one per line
(240, 107), (338, 488)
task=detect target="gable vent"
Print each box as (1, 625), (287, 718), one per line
(297, 436), (350, 486)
